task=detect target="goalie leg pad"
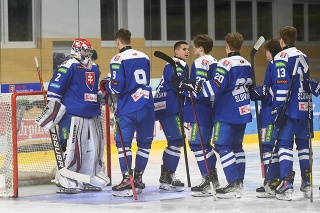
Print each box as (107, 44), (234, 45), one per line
(35, 99), (66, 132)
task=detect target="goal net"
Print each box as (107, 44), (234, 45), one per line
(0, 91), (111, 198)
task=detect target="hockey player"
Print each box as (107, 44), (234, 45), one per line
(172, 32), (253, 199)
(38, 38), (110, 193)
(185, 34), (220, 197)
(100, 28), (154, 197)
(250, 26), (311, 201)
(254, 39), (282, 198)
(153, 41), (189, 192)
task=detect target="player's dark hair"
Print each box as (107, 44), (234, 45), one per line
(225, 32), (243, 51)
(193, 34), (213, 54)
(264, 39), (282, 58)
(174, 41), (189, 51)
(279, 26), (297, 46)
(115, 28), (131, 45)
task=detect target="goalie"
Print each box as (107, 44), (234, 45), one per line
(36, 38), (110, 193)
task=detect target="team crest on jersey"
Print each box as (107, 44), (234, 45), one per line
(114, 55), (121, 61)
(86, 72), (95, 91)
(280, 52), (287, 58)
(201, 59), (209, 66)
(222, 60), (230, 67)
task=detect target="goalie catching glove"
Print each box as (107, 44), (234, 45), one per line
(35, 99), (66, 132)
(171, 75), (203, 95)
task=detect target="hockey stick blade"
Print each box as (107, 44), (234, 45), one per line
(60, 167), (90, 183)
(250, 36), (265, 58)
(154, 51), (176, 70)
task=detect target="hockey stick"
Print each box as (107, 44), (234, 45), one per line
(299, 57), (313, 202)
(250, 36), (265, 178)
(263, 55), (301, 192)
(34, 57), (90, 183)
(176, 62), (216, 200)
(154, 50), (192, 187)
(108, 95), (138, 200)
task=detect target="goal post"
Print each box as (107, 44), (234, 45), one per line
(0, 91), (112, 198)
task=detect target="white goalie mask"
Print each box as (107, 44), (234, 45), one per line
(71, 37), (94, 69)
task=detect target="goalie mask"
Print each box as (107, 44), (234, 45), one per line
(71, 37), (94, 69)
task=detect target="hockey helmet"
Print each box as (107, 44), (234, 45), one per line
(71, 37), (94, 69)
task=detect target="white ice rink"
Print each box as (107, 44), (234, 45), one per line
(1, 143), (320, 213)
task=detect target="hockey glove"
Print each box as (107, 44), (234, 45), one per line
(271, 106), (287, 128)
(170, 74), (185, 89)
(99, 73), (111, 93)
(249, 85), (270, 101)
(303, 78), (320, 97)
(97, 90), (109, 105)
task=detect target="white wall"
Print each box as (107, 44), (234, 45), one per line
(41, 0), (101, 38)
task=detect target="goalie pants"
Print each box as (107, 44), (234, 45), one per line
(60, 115), (105, 177)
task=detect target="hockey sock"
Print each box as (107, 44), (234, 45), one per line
(234, 149), (245, 180)
(135, 147), (150, 172)
(278, 148), (293, 178)
(263, 152), (280, 181)
(219, 150), (239, 183)
(162, 144), (181, 172)
(117, 146), (132, 174)
(194, 148), (217, 176)
(298, 148), (310, 176)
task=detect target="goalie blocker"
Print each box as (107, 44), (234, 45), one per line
(35, 99), (66, 132)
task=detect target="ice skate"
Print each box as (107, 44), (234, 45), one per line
(216, 180), (241, 199)
(300, 169), (310, 198)
(256, 178), (280, 198)
(56, 185), (77, 194)
(112, 172), (134, 197)
(191, 169), (219, 197)
(134, 168), (145, 194)
(275, 171), (295, 201)
(159, 165), (184, 192)
(81, 183), (102, 192)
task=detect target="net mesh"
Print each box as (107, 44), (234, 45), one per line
(0, 92), (110, 197)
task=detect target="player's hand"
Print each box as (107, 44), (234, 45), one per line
(271, 106), (287, 128)
(303, 78), (320, 97)
(249, 85), (270, 101)
(99, 73), (111, 93)
(97, 90), (109, 105)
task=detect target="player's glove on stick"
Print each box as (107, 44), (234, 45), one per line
(271, 106), (287, 128)
(249, 85), (270, 101)
(303, 78), (320, 97)
(171, 75), (203, 95)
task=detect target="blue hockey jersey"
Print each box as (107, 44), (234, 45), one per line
(104, 48), (154, 116)
(201, 54), (253, 124)
(153, 57), (189, 120)
(270, 46), (310, 120)
(184, 55), (217, 125)
(47, 58), (101, 118)
(259, 62), (273, 127)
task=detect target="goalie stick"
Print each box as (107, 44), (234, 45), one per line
(34, 57), (90, 183)
(154, 50), (191, 187)
(263, 55), (302, 193)
(250, 36), (265, 178)
(109, 95), (138, 200)
(176, 62), (216, 200)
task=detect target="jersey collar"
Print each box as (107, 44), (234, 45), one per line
(228, 52), (240, 57)
(120, 46), (132, 53)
